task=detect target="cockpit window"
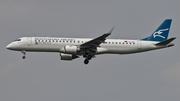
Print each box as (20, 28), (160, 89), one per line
(14, 39), (21, 41)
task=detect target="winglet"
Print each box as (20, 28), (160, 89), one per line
(107, 26), (115, 34)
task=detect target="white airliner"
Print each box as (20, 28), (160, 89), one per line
(6, 19), (176, 64)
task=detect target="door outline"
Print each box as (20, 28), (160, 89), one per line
(27, 37), (32, 46)
(137, 40), (141, 49)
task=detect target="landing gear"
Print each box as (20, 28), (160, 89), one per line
(87, 55), (92, 60)
(83, 49), (94, 65)
(21, 50), (26, 59)
(84, 59), (89, 65)
(22, 56), (26, 59)
(83, 54), (93, 65)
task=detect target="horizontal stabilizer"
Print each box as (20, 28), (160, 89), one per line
(155, 37), (176, 45)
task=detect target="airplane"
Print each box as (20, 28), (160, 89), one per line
(6, 19), (176, 64)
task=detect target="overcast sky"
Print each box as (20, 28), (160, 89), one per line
(0, 0), (180, 101)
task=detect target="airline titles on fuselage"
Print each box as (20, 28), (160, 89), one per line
(35, 37), (75, 42)
(34, 37), (136, 45)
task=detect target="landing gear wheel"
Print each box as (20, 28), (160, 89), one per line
(87, 55), (92, 60)
(22, 56), (26, 59)
(84, 59), (89, 65)
(21, 50), (26, 59)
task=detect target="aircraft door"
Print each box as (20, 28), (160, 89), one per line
(137, 40), (141, 49)
(27, 37), (32, 46)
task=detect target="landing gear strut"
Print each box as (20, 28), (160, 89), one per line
(87, 55), (92, 60)
(21, 51), (26, 59)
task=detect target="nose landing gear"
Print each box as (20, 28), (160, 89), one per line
(21, 51), (26, 59)
(22, 56), (26, 59)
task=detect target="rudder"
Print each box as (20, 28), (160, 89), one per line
(142, 19), (172, 42)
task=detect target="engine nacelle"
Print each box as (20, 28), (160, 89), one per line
(60, 45), (79, 54)
(60, 53), (78, 60)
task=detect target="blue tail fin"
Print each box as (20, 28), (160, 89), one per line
(142, 19), (172, 42)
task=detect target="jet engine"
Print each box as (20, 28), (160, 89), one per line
(60, 45), (79, 54)
(60, 53), (79, 60)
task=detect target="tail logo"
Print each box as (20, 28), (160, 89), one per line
(153, 28), (169, 39)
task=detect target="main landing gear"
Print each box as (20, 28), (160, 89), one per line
(83, 54), (93, 65)
(21, 51), (26, 59)
(84, 59), (89, 64)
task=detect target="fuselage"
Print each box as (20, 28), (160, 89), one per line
(6, 37), (167, 55)
(6, 19), (175, 64)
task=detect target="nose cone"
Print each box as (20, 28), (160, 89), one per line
(6, 43), (14, 50)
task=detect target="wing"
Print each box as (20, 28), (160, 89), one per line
(80, 27), (115, 53)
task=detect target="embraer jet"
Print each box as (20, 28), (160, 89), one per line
(6, 19), (176, 64)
